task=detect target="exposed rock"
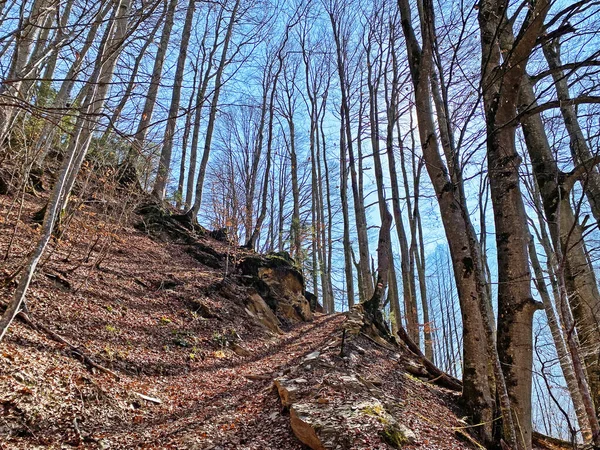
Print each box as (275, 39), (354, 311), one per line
(273, 311), (427, 450)
(245, 293), (282, 334)
(238, 253), (313, 324)
(185, 246), (221, 269)
(209, 227), (229, 242)
(286, 397), (417, 450)
(304, 291), (323, 313)
(135, 198), (207, 244)
(289, 403), (330, 450)
(274, 377), (300, 408)
(303, 351), (320, 362)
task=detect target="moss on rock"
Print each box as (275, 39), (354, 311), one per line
(380, 424), (410, 448)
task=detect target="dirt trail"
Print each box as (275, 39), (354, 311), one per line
(0, 194), (348, 449)
(0, 195), (560, 450)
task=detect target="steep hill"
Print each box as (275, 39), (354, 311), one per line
(0, 183), (566, 449)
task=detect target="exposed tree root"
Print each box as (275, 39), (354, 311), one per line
(396, 326), (462, 391)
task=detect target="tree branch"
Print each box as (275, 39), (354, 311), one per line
(518, 96), (600, 119)
(530, 58), (600, 84)
(562, 155), (600, 193)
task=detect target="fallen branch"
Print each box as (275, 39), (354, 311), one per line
(532, 431), (580, 450)
(10, 306), (120, 380)
(134, 392), (162, 404)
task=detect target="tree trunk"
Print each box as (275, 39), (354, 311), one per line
(152, 0), (196, 200)
(339, 111), (355, 308)
(542, 38), (600, 226)
(398, 0), (499, 444)
(188, 0), (241, 217)
(34, 1), (112, 167)
(101, 12), (163, 142)
(518, 75), (600, 419)
(129, 0), (178, 162)
(528, 234), (594, 444)
(185, 9), (223, 209)
(365, 36), (401, 330)
(478, 0), (550, 445)
(328, 8), (373, 302)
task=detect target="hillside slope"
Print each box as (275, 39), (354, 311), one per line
(0, 186), (563, 449)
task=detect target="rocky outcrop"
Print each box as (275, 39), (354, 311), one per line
(274, 349), (419, 450)
(238, 252), (316, 324)
(245, 293), (282, 334)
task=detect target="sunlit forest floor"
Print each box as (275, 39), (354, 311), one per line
(0, 177), (561, 449)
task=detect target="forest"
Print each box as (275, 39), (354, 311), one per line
(0, 0), (599, 448)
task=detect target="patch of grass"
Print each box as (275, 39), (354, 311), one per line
(105, 325), (118, 333)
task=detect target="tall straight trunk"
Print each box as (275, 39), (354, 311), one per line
(398, 0), (500, 445)
(18, 6), (54, 102)
(285, 106), (301, 259)
(60, 0), (131, 207)
(152, 0), (196, 200)
(415, 203), (433, 360)
(384, 47), (412, 331)
(363, 206), (393, 316)
(528, 235), (594, 444)
(102, 13), (163, 141)
(320, 99), (335, 312)
(188, 0), (240, 217)
(408, 154), (423, 347)
(312, 107), (326, 309)
(277, 157), (287, 252)
(555, 239), (600, 447)
(518, 76), (600, 420)
(38, 0), (75, 102)
(478, 0), (550, 446)
(176, 65), (198, 208)
(302, 49), (328, 308)
(328, 10), (373, 302)
(399, 126), (421, 343)
(185, 9), (222, 209)
(365, 41), (401, 330)
(129, 0), (178, 162)
(244, 65), (268, 239)
(542, 39), (600, 225)
(339, 112), (355, 308)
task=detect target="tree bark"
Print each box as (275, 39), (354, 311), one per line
(518, 75), (600, 428)
(528, 234), (594, 444)
(188, 0), (241, 217)
(478, 0), (550, 445)
(152, 0), (196, 200)
(129, 0), (178, 162)
(398, 0), (499, 445)
(542, 38), (600, 226)
(328, 5), (373, 302)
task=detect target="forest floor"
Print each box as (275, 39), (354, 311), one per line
(0, 177), (567, 449)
